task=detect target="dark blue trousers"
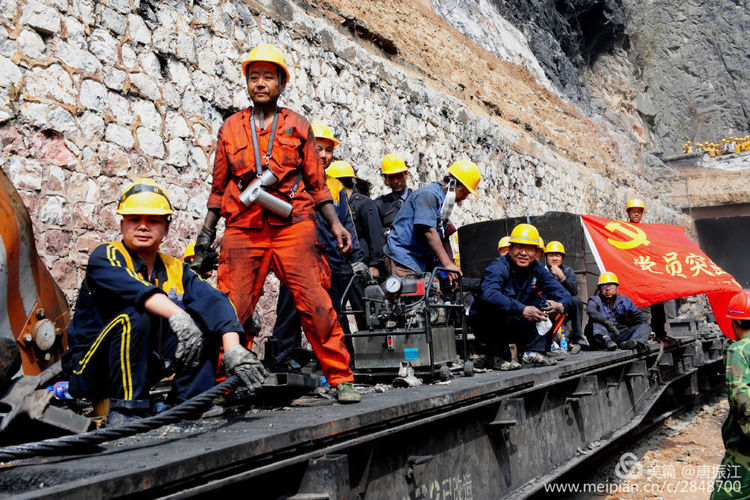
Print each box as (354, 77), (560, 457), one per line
(68, 307), (216, 411)
(587, 322), (651, 348)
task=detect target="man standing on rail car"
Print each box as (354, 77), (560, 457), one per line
(374, 153), (412, 236)
(190, 44), (361, 403)
(475, 224), (572, 369)
(382, 160), (481, 289)
(62, 179), (267, 424)
(711, 290), (750, 500)
(625, 198), (675, 341)
(584, 272), (650, 350)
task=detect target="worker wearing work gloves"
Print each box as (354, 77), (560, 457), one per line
(62, 179), (266, 424)
(383, 159), (481, 289)
(325, 160), (384, 332)
(475, 224), (572, 369)
(544, 241), (589, 353)
(191, 44), (360, 403)
(271, 125), (369, 369)
(327, 160), (385, 279)
(374, 153), (411, 235)
(585, 272), (650, 351)
(711, 290), (750, 500)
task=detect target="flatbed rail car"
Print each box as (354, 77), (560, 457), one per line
(0, 322), (724, 499)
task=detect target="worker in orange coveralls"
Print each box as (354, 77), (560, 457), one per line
(191, 44), (361, 403)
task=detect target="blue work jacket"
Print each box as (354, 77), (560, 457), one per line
(587, 293), (646, 328)
(64, 240), (244, 373)
(316, 189), (364, 271)
(479, 254), (572, 317)
(383, 183), (447, 272)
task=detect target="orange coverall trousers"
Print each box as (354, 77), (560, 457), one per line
(217, 220), (353, 386)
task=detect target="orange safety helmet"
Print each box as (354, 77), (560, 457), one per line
(727, 291), (750, 320)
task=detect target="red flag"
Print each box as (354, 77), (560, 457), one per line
(580, 214), (742, 339)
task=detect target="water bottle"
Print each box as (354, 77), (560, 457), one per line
(559, 327), (568, 351)
(50, 381), (73, 400)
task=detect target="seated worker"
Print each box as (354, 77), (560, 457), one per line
(544, 241), (589, 353)
(374, 153), (411, 235)
(63, 179), (266, 423)
(497, 236), (510, 256)
(476, 223), (572, 368)
(711, 290), (750, 499)
(383, 159), (481, 287)
(585, 272), (650, 350)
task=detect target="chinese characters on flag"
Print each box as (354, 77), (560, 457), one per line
(581, 214), (743, 339)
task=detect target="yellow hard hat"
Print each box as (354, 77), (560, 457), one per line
(537, 236), (545, 250)
(626, 198), (645, 211)
(117, 178), (174, 216)
(381, 153), (408, 175)
(447, 159), (481, 195)
(241, 44), (290, 84)
(311, 122), (339, 147)
(508, 223), (541, 246)
(497, 236), (511, 250)
(326, 176), (344, 203)
(545, 241), (565, 254)
(597, 272), (619, 286)
(325, 160), (355, 179)
(183, 242), (195, 262)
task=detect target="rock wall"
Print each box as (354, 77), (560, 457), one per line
(434, 0), (749, 155)
(0, 0), (688, 316)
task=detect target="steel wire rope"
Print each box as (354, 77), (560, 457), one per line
(0, 375), (242, 463)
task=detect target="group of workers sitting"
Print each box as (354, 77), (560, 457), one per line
(59, 42), (658, 424)
(473, 201), (651, 369)
(681, 136), (750, 156)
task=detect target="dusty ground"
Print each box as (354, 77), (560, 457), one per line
(309, 0), (637, 178)
(548, 394), (728, 500)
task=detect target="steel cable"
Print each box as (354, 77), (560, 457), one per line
(0, 375), (241, 463)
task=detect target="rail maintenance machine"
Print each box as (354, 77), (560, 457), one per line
(341, 268), (471, 380)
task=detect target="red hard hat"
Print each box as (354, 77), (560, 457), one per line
(727, 291), (750, 320)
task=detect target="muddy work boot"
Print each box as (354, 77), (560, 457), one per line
(493, 358), (522, 371)
(335, 382), (362, 404)
(522, 351), (557, 366)
(606, 340), (618, 351)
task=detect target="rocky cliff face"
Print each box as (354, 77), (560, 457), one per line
(0, 0), (718, 317)
(433, 0), (749, 155)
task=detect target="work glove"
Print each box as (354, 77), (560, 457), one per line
(222, 345), (268, 391)
(190, 226), (219, 275)
(605, 321), (620, 337)
(168, 311), (204, 369)
(351, 260), (371, 282)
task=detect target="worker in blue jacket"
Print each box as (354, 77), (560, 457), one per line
(62, 179), (266, 424)
(383, 160), (481, 291)
(585, 272), (650, 350)
(476, 224), (572, 369)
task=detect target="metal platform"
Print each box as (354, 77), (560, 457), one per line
(0, 327), (726, 499)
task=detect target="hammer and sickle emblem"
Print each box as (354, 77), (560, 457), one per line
(604, 222), (650, 250)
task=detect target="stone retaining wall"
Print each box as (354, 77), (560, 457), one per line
(0, 0), (687, 315)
